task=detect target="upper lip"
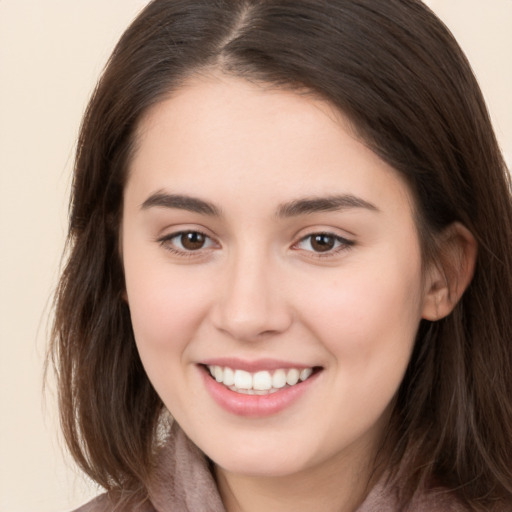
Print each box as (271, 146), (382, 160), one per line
(200, 357), (318, 372)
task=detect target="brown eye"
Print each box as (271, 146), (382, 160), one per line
(295, 232), (353, 255)
(160, 230), (215, 254)
(180, 231), (207, 250)
(310, 234), (336, 252)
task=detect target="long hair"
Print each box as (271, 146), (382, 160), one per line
(50, 0), (512, 509)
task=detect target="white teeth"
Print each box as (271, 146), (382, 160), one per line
(207, 365), (316, 394)
(214, 366), (223, 382)
(286, 368), (300, 386)
(237, 388), (255, 395)
(254, 389), (271, 395)
(272, 369), (287, 388)
(234, 369), (252, 389)
(223, 367), (235, 386)
(300, 368), (313, 381)
(253, 371), (272, 391)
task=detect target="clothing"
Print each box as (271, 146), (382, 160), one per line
(74, 423), (467, 512)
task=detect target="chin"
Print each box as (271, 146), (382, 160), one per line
(214, 454), (309, 479)
(202, 436), (319, 478)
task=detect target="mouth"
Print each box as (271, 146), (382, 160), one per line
(202, 364), (322, 395)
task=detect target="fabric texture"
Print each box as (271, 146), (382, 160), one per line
(73, 423), (467, 512)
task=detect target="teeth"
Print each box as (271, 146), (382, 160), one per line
(214, 366), (223, 382)
(223, 367), (235, 386)
(206, 365), (315, 394)
(234, 370), (252, 389)
(253, 371), (272, 391)
(272, 369), (287, 389)
(286, 368), (300, 386)
(300, 368), (313, 381)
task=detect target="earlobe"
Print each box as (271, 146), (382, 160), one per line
(422, 222), (477, 321)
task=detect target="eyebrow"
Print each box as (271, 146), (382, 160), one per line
(141, 192), (222, 216)
(276, 195), (379, 218)
(140, 191), (378, 218)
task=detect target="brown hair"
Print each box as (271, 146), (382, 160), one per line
(50, 0), (512, 509)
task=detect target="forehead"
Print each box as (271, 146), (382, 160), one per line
(127, 74), (415, 219)
(134, 74), (351, 163)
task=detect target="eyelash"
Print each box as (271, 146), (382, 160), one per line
(293, 232), (355, 257)
(157, 230), (354, 258)
(157, 230), (216, 257)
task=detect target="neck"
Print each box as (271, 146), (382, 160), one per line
(214, 447), (384, 512)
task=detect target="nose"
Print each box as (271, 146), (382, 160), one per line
(211, 248), (293, 342)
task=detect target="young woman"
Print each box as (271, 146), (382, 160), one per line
(50, 0), (512, 510)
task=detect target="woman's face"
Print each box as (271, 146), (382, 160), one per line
(122, 75), (432, 478)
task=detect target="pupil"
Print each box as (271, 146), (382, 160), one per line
(311, 234), (334, 252)
(182, 232), (205, 250)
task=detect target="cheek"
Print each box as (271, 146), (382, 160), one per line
(127, 276), (202, 344)
(296, 264), (424, 441)
(296, 253), (424, 377)
(123, 246), (213, 366)
(124, 263), (216, 416)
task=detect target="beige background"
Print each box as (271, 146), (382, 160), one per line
(0, 1), (510, 511)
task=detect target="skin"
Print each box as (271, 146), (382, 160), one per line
(121, 74), (475, 512)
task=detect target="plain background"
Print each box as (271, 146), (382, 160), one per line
(0, 1), (510, 511)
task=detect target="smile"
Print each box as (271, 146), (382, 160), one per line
(206, 365), (315, 395)
(200, 360), (323, 417)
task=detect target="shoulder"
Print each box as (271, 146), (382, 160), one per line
(71, 494), (110, 512)
(411, 488), (511, 511)
(357, 478), (471, 512)
(71, 493), (155, 512)
(410, 488), (470, 511)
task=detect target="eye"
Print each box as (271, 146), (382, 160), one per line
(295, 233), (353, 254)
(159, 230), (216, 253)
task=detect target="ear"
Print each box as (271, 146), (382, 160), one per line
(422, 222), (477, 321)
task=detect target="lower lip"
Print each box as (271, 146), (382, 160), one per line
(200, 367), (320, 417)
